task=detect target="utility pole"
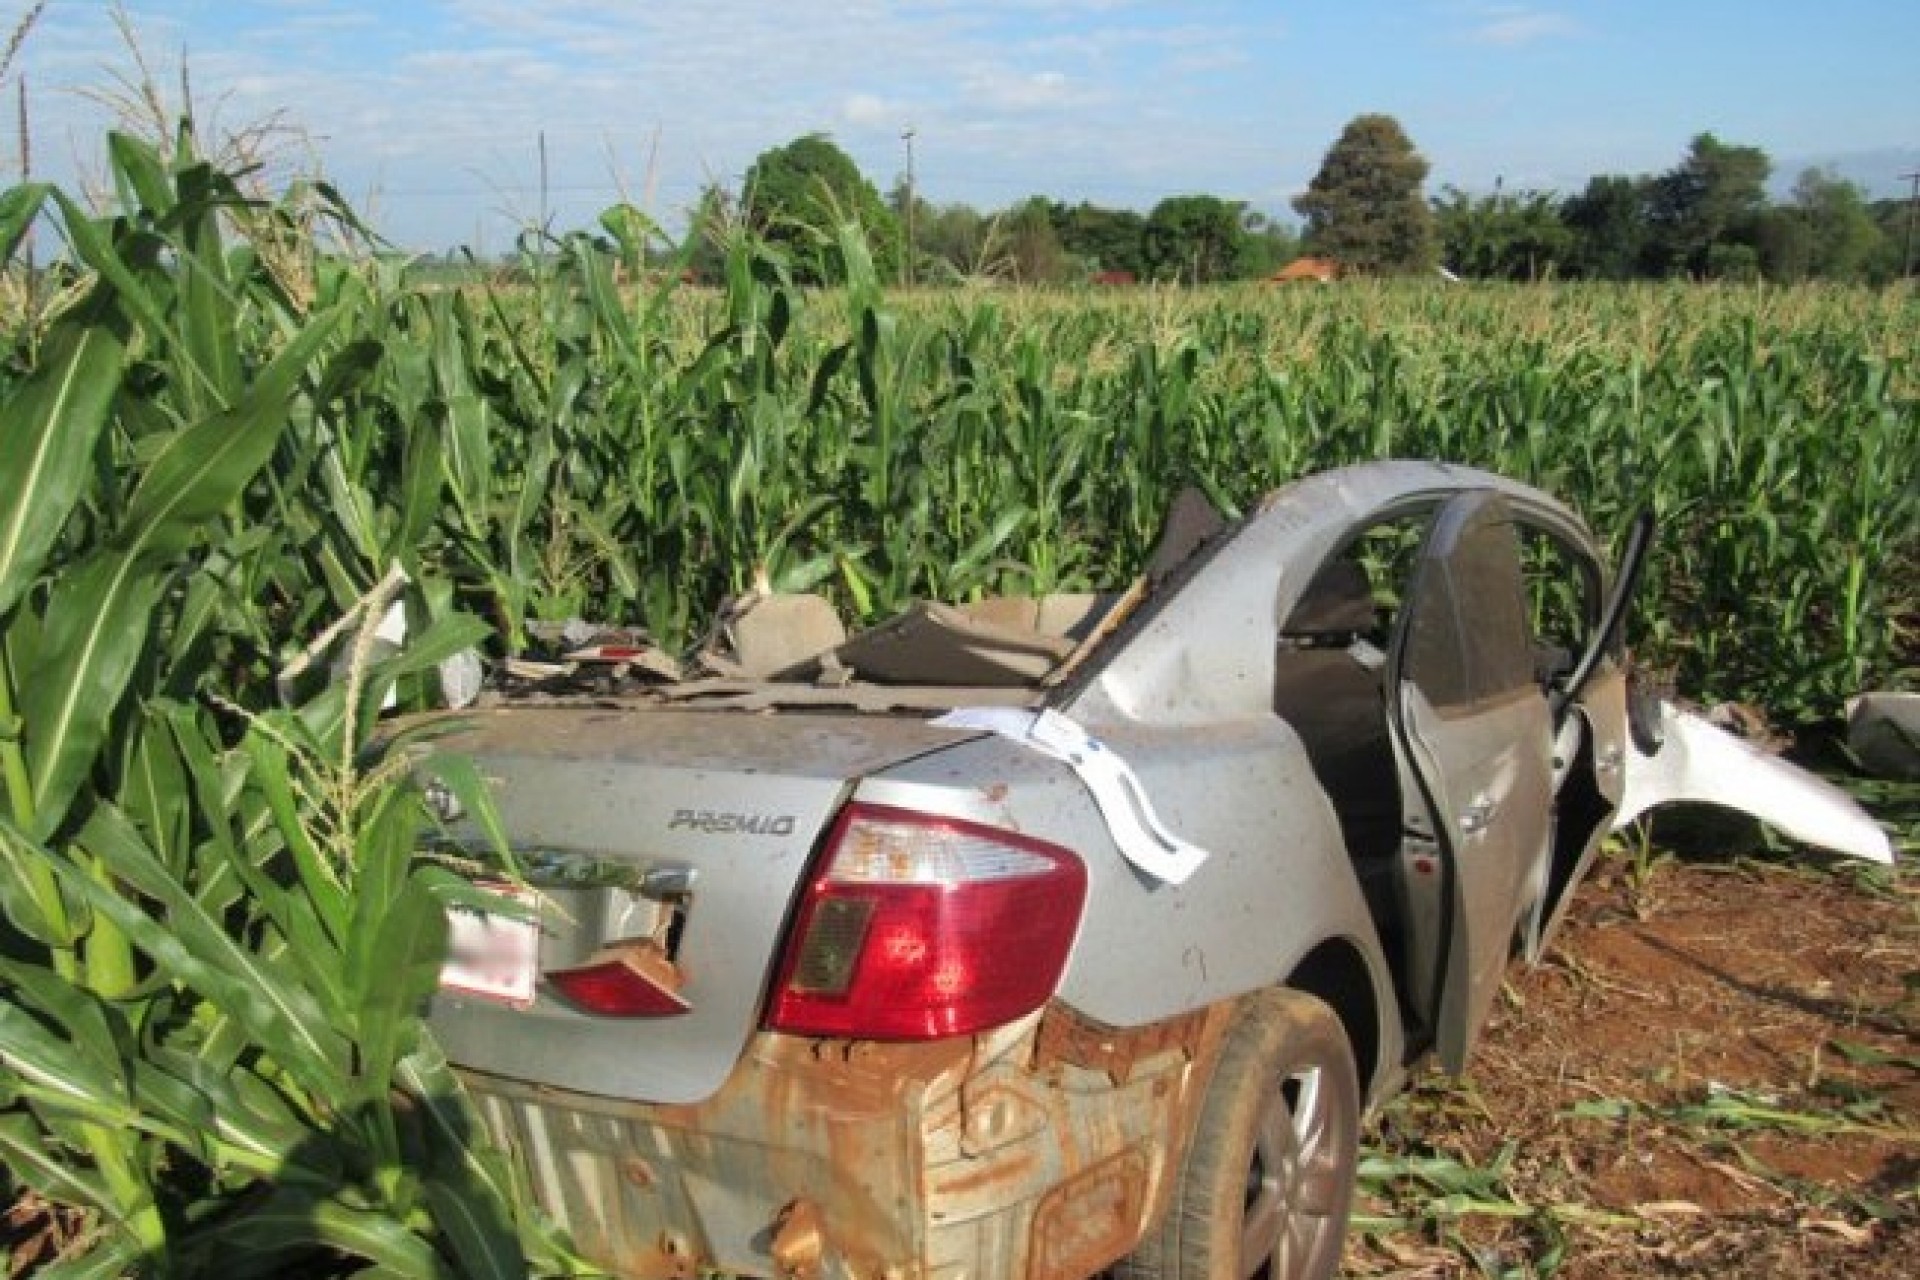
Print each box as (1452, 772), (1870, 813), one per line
(18, 75), (34, 321)
(538, 130), (550, 236)
(1901, 170), (1920, 281)
(901, 126), (917, 288)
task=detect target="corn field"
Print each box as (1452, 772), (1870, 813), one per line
(0, 133), (1914, 1274)
(371, 231), (1919, 719)
(430, 231), (1916, 719)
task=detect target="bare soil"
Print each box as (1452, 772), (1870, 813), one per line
(1346, 838), (1919, 1278)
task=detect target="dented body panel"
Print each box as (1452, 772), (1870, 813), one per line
(857, 724), (1403, 1091)
(461, 1006), (1231, 1280)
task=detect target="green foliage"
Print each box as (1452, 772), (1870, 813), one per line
(390, 250), (1914, 723)
(0, 133), (590, 1277)
(1000, 195), (1071, 284)
(1785, 169), (1888, 282)
(1050, 201), (1149, 279)
(741, 133), (899, 285)
(1644, 132), (1772, 277)
(1294, 113), (1439, 275)
(902, 196), (1004, 283)
(1232, 211), (1303, 280)
(1433, 186), (1573, 281)
(1561, 174), (1649, 280)
(1142, 194), (1248, 284)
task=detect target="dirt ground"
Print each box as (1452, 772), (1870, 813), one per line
(1345, 826), (1919, 1279)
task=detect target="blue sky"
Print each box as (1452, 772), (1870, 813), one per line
(12, 1), (1918, 252)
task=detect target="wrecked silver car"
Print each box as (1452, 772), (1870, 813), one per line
(424, 461), (1889, 1280)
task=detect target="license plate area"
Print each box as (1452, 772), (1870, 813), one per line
(440, 883), (541, 1008)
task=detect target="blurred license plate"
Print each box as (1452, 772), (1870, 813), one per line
(439, 884), (540, 1008)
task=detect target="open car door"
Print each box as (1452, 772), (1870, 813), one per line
(1389, 491), (1555, 1070)
(1524, 510), (1654, 958)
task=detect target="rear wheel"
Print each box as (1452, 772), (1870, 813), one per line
(1118, 990), (1360, 1280)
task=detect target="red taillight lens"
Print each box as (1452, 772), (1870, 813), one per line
(546, 943), (691, 1017)
(766, 803), (1087, 1040)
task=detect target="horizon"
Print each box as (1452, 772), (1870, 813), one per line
(11, 1), (1918, 254)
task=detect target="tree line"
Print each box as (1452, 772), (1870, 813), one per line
(684, 116), (1914, 287)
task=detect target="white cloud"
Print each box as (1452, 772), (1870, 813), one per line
(960, 65), (1082, 112)
(1466, 6), (1583, 48)
(842, 93), (896, 126)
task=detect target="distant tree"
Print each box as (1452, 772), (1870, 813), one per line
(1234, 209), (1303, 278)
(925, 201), (1005, 281)
(1704, 241), (1761, 282)
(1142, 194), (1248, 284)
(1560, 174), (1649, 279)
(1433, 185), (1572, 280)
(1753, 205), (1816, 282)
(1789, 169), (1885, 282)
(684, 181), (740, 283)
(1643, 133), (1770, 277)
(1049, 201), (1148, 278)
(1867, 197), (1916, 281)
(1293, 113), (1437, 274)
(1003, 196), (1070, 284)
(742, 133), (899, 284)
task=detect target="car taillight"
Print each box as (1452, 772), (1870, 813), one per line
(545, 941), (691, 1017)
(766, 803), (1087, 1040)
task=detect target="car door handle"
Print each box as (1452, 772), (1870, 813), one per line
(1459, 797), (1498, 835)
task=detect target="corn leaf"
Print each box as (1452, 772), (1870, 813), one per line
(347, 870), (449, 1116)
(181, 1187), (453, 1279)
(399, 1042), (565, 1278)
(19, 556), (163, 837)
(0, 181), (49, 266)
(0, 958), (125, 1089)
(0, 999), (136, 1127)
(419, 1175), (530, 1280)
(0, 295), (129, 620)
(117, 305), (346, 562)
(58, 804), (351, 1097)
(20, 308), (345, 835)
(0, 1114), (113, 1213)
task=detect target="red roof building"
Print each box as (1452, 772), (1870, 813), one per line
(1269, 256), (1341, 283)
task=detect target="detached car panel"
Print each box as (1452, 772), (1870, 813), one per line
(422, 461), (1888, 1280)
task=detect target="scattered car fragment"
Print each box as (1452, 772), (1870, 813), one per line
(1847, 690), (1920, 780)
(1616, 699), (1891, 863)
(422, 461), (1891, 1280)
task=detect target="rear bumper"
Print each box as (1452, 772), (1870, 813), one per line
(461, 1003), (1230, 1280)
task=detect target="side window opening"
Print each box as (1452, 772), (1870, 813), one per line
(1518, 525), (1600, 691)
(1274, 511), (1433, 870)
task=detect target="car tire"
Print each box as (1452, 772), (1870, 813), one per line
(1117, 989), (1360, 1280)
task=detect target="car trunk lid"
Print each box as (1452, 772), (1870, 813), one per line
(423, 706), (970, 1103)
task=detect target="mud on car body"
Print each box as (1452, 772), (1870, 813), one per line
(424, 462), (1889, 1280)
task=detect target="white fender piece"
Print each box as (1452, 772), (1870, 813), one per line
(1614, 700), (1893, 865)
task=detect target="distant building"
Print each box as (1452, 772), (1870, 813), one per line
(1269, 256), (1341, 284)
